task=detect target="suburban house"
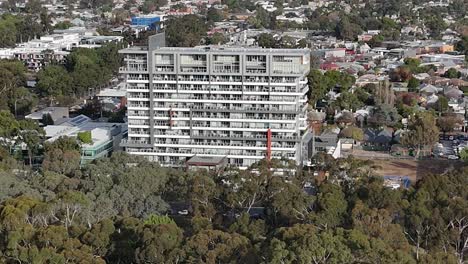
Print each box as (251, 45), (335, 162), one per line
(363, 128), (394, 150)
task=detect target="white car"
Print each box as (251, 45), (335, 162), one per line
(448, 155), (459, 160)
(178, 209), (189, 215)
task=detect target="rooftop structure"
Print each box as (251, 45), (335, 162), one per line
(186, 155), (228, 170)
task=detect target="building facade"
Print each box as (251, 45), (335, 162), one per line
(120, 35), (311, 168)
(131, 15), (165, 30)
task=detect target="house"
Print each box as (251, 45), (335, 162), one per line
(413, 72), (430, 81)
(449, 98), (468, 115)
(96, 82), (127, 111)
(420, 54), (465, 66)
(444, 87), (463, 100)
(424, 94), (440, 106)
(363, 128), (393, 150)
(419, 84), (440, 95)
(312, 132), (338, 153)
(425, 76), (451, 86)
(71, 18), (85, 27)
(334, 110), (355, 126)
(356, 74), (385, 87)
(25, 107), (69, 124)
(392, 82), (408, 92)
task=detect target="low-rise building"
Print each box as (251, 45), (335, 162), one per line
(26, 107), (69, 124)
(131, 14), (166, 30)
(44, 115), (127, 164)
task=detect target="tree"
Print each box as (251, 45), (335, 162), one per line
(140, 0), (168, 13)
(264, 176), (314, 226)
(183, 230), (254, 263)
(18, 119), (44, 166)
(56, 190), (90, 229)
(401, 112), (439, 157)
(407, 77), (420, 91)
(165, 15), (207, 47)
(207, 7), (223, 22)
(424, 14), (447, 39)
(54, 21), (73, 30)
(220, 168), (266, 213)
(313, 183), (348, 229)
(143, 214), (175, 226)
(443, 68), (461, 79)
(340, 126), (364, 141)
(368, 105), (402, 128)
(278, 36), (297, 48)
(44, 136), (81, 152)
(263, 224), (353, 264)
(252, 6), (272, 29)
(460, 148), (468, 162)
(335, 16), (362, 41)
(228, 213), (266, 243)
(0, 15), (19, 48)
(333, 91), (364, 111)
(390, 66), (412, 82)
(135, 219), (183, 263)
(432, 96), (449, 113)
(404, 189), (433, 261)
(80, 219), (115, 257)
(43, 137), (81, 175)
(0, 60), (28, 112)
(206, 32), (227, 45)
(437, 115), (463, 134)
(37, 65), (73, 99)
(257, 33), (276, 48)
(189, 174), (218, 220)
(0, 110), (19, 142)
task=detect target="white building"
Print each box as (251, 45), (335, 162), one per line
(0, 27), (121, 71)
(44, 115), (127, 164)
(119, 34), (312, 168)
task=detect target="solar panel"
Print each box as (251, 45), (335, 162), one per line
(70, 115), (90, 126)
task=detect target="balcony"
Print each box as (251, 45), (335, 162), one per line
(120, 139), (151, 147)
(127, 76), (149, 81)
(128, 112), (149, 117)
(128, 104), (150, 108)
(155, 66), (175, 72)
(120, 66), (148, 73)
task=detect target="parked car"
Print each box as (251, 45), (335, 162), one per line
(448, 155), (459, 160)
(178, 209), (189, 215)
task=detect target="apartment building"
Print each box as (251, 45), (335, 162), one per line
(119, 34), (311, 168)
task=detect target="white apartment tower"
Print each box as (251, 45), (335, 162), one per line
(120, 34), (312, 168)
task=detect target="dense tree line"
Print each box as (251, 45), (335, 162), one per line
(0, 61), (37, 116)
(239, 0), (466, 41)
(0, 13), (50, 48)
(165, 15), (208, 47)
(0, 130), (465, 263)
(36, 43), (123, 104)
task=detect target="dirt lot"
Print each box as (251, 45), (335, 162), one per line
(361, 159), (462, 182)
